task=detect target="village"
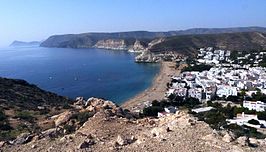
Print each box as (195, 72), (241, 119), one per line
(147, 47), (266, 133)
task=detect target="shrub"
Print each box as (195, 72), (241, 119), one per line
(15, 110), (35, 122)
(248, 119), (260, 125)
(184, 97), (200, 109)
(181, 64), (212, 72)
(63, 124), (76, 134)
(257, 111), (266, 121)
(75, 111), (93, 124)
(0, 122), (12, 131)
(0, 109), (7, 121)
(143, 106), (164, 117)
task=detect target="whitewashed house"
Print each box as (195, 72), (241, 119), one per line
(216, 85), (237, 98)
(243, 100), (266, 112)
(226, 112), (266, 128)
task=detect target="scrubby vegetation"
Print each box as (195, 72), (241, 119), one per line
(192, 101), (266, 139)
(72, 111), (94, 125)
(142, 97), (200, 117)
(15, 110), (35, 122)
(181, 64), (212, 72)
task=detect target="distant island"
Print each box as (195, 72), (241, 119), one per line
(10, 40), (41, 47)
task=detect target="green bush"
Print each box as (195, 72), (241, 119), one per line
(0, 109), (6, 121)
(143, 106), (164, 117)
(15, 110), (35, 122)
(248, 119), (260, 125)
(181, 64), (212, 72)
(63, 124), (76, 134)
(257, 111), (266, 121)
(75, 111), (93, 124)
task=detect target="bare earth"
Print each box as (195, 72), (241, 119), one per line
(122, 61), (185, 110)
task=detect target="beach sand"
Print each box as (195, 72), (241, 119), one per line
(121, 61), (185, 110)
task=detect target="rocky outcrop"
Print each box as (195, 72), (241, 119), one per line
(53, 110), (76, 127)
(135, 50), (159, 62)
(129, 40), (147, 52)
(94, 39), (128, 50)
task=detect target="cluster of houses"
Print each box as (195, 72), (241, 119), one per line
(226, 101), (266, 128)
(155, 47), (266, 129)
(166, 66), (266, 102)
(197, 47), (266, 67)
(197, 47), (231, 64)
(235, 51), (266, 66)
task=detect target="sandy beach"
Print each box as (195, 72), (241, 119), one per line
(122, 61), (185, 110)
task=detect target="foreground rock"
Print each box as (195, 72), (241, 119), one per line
(2, 98), (266, 152)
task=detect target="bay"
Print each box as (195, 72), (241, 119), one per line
(0, 47), (160, 104)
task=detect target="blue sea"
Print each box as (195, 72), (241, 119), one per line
(0, 47), (160, 104)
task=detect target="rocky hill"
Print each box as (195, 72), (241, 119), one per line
(40, 27), (266, 56)
(0, 77), (72, 141)
(149, 32), (266, 56)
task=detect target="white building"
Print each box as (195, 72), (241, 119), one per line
(188, 88), (203, 101)
(243, 100), (266, 112)
(226, 112), (266, 128)
(216, 85), (237, 98)
(192, 107), (214, 113)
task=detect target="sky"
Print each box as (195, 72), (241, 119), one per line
(0, 0), (266, 46)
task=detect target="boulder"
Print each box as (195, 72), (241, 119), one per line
(236, 136), (249, 146)
(78, 139), (95, 149)
(85, 105), (95, 112)
(41, 127), (63, 138)
(249, 138), (258, 145)
(116, 135), (128, 146)
(54, 110), (75, 127)
(85, 97), (117, 110)
(74, 97), (85, 105)
(13, 133), (34, 145)
(151, 126), (170, 137)
(222, 132), (234, 143)
(0, 141), (6, 148)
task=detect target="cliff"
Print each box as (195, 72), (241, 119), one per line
(94, 39), (128, 50)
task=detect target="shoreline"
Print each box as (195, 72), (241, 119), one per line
(121, 61), (184, 110)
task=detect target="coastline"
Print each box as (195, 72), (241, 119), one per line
(121, 61), (185, 110)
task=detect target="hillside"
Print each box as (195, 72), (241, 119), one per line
(149, 32), (266, 56)
(1, 77), (266, 151)
(0, 77), (72, 141)
(40, 27), (266, 51)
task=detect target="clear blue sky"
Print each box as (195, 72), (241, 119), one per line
(0, 0), (265, 46)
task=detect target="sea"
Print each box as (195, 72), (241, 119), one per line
(0, 46), (160, 104)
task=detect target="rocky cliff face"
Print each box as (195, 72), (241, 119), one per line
(94, 39), (128, 50)
(129, 40), (147, 52)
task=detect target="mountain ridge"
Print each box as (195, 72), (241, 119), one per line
(40, 27), (266, 55)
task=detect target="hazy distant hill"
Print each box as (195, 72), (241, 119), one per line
(10, 40), (41, 47)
